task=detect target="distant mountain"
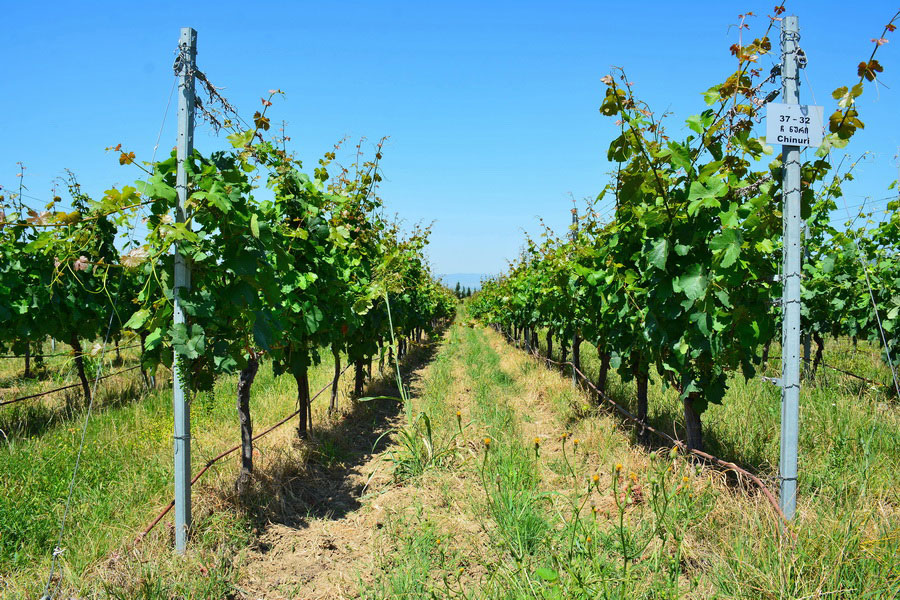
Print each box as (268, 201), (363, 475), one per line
(438, 273), (487, 291)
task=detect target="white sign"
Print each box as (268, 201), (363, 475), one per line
(766, 103), (824, 148)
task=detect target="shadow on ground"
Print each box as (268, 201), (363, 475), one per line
(239, 328), (447, 537)
(498, 328), (775, 485)
(0, 372), (156, 443)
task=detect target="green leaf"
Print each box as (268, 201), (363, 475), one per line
(136, 176), (177, 202)
(206, 189), (233, 213)
(691, 311), (711, 336)
(755, 238), (775, 253)
(703, 86), (722, 106)
(715, 289), (732, 308)
(213, 353), (239, 373)
(696, 177), (727, 199)
(144, 327), (163, 351)
(686, 114), (704, 135)
(647, 238), (669, 270)
(686, 109), (715, 135)
(227, 129), (254, 148)
(607, 135), (633, 162)
(124, 308), (151, 330)
(710, 229), (742, 268)
(172, 323), (205, 360)
(687, 178), (727, 215)
(23, 234), (53, 252)
(667, 141), (692, 173)
(535, 568), (559, 583)
(673, 264), (708, 300)
(253, 312), (277, 350)
(719, 203), (740, 228)
(698, 160), (723, 182)
(250, 213), (260, 239)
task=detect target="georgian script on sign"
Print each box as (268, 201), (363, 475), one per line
(765, 103), (824, 148)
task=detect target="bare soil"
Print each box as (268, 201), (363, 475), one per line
(238, 325), (660, 598)
(237, 337), (469, 599)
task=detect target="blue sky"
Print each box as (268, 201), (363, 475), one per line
(1, 1), (897, 275)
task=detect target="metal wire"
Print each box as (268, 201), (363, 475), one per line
(495, 326), (787, 523)
(0, 365), (142, 408)
(43, 269), (130, 599)
(41, 68), (179, 600)
(0, 342), (140, 360)
(841, 200), (900, 399)
(135, 362), (354, 542)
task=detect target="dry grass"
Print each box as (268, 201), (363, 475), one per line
(479, 323), (899, 599)
(5, 317), (896, 598)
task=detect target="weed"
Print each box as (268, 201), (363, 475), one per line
(384, 411), (460, 481)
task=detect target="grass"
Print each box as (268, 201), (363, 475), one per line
(357, 310), (899, 599)
(462, 327), (550, 564)
(500, 324), (899, 598)
(2, 314), (898, 598)
(553, 333), (900, 520)
(0, 337), (147, 442)
(361, 504), (459, 600)
(0, 345), (368, 598)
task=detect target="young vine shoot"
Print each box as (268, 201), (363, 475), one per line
(1, 4), (898, 598)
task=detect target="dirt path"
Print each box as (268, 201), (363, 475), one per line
(238, 337), (456, 599)
(238, 400), (400, 598)
(238, 321), (650, 599)
(235, 320), (898, 600)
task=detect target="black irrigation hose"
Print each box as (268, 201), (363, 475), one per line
(494, 326), (788, 524)
(819, 361), (882, 385)
(135, 362), (354, 543)
(0, 343), (142, 360)
(767, 355), (882, 386)
(0, 365), (143, 408)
